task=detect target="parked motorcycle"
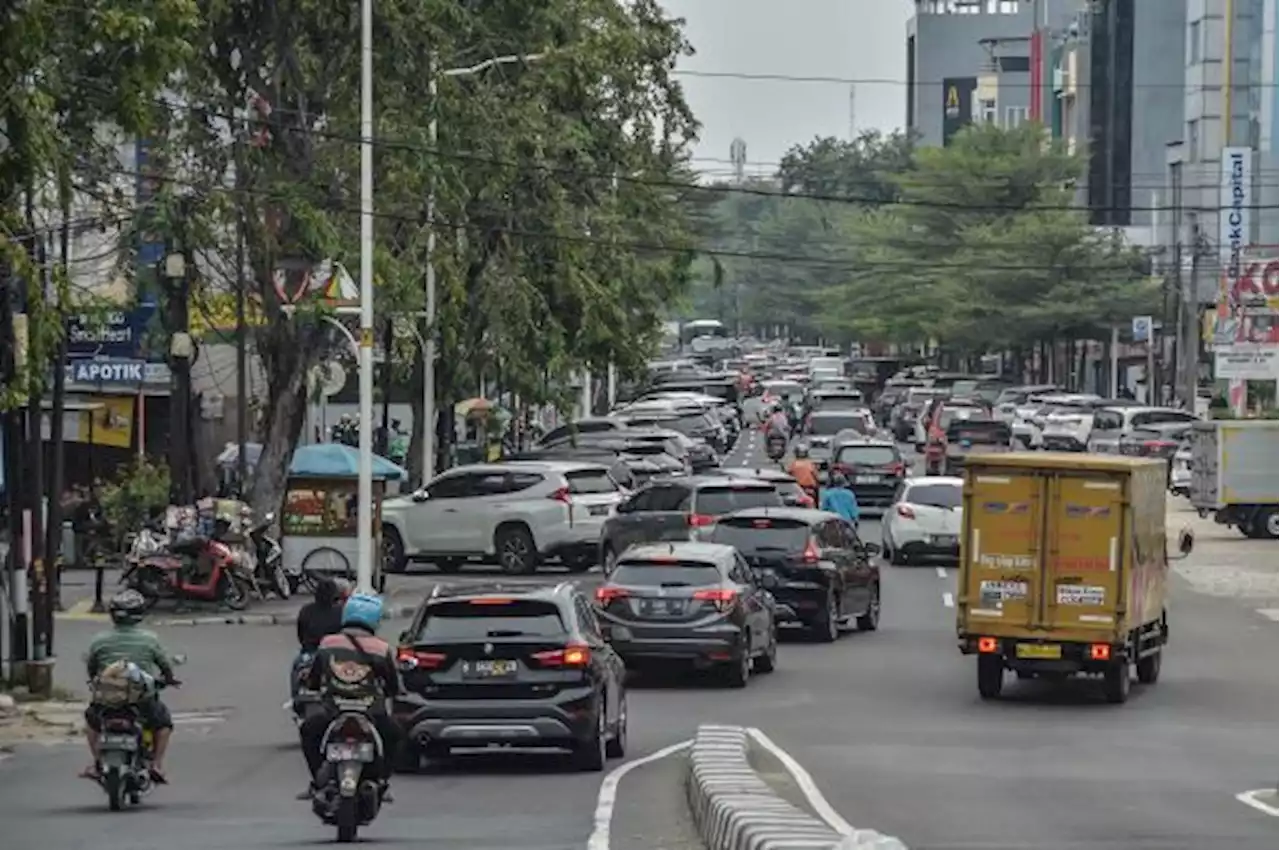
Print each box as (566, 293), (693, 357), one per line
(249, 512), (295, 599)
(311, 698), (387, 842)
(122, 533), (255, 611)
(94, 657), (184, 811)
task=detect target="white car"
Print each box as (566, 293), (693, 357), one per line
(1169, 441), (1192, 496)
(1036, 394), (1104, 451)
(881, 476), (964, 566)
(380, 461), (624, 575)
(1011, 394), (1097, 449)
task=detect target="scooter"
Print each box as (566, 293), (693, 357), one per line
(93, 657), (184, 811)
(249, 512), (294, 599)
(122, 534), (255, 611)
(766, 432), (788, 467)
(312, 699), (387, 843)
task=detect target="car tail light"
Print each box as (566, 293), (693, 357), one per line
(796, 492), (815, 508)
(595, 586), (629, 604)
(532, 642), (591, 668)
(801, 538), (821, 563)
(397, 647), (447, 670)
(1089, 643), (1112, 661)
(548, 486), (572, 503)
(886, 462), (906, 476)
(897, 504), (916, 519)
(693, 587), (738, 612)
(688, 513), (715, 528)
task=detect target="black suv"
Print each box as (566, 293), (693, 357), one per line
(599, 476), (783, 572)
(394, 582), (627, 772)
(830, 440), (907, 511)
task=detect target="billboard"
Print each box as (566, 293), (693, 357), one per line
(1210, 248), (1278, 380)
(942, 77), (976, 146)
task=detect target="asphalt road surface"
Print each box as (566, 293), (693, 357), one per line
(3, 432), (1276, 850)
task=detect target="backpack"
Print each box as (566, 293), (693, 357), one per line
(91, 660), (148, 707)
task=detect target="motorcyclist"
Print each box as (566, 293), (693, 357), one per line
(81, 590), (177, 783)
(787, 443), (821, 504)
(820, 469), (861, 527)
(298, 592), (402, 800)
(293, 577), (347, 698)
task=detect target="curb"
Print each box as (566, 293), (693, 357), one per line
(152, 602), (419, 628)
(686, 724), (907, 850)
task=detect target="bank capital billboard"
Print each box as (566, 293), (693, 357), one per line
(942, 77), (976, 146)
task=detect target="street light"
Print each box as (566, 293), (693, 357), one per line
(356, 0), (375, 593)
(421, 52), (546, 485)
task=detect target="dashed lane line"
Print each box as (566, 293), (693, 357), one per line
(942, 592), (955, 608)
(935, 566), (947, 579)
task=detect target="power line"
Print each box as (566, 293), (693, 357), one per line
(671, 68), (1280, 91)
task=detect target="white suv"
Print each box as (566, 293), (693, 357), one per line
(381, 461), (625, 576)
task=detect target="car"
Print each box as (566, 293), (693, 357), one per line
(803, 409), (876, 473)
(547, 426), (712, 473)
(394, 582), (627, 771)
(598, 476), (784, 572)
(707, 508), (881, 642)
(1169, 438), (1193, 496)
(1084, 406), (1201, 454)
(992, 384), (1061, 422)
(1010, 393), (1098, 449)
(881, 476), (963, 566)
(593, 541), (779, 686)
(537, 417), (629, 448)
(941, 417), (1012, 476)
(617, 408), (727, 454)
(829, 440), (908, 512)
(381, 461), (624, 576)
(720, 467), (816, 508)
(507, 447), (640, 490)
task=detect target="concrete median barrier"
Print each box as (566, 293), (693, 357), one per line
(686, 724), (907, 850)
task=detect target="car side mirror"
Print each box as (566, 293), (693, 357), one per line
(411, 489), (430, 503)
(861, 542), (881, 558)
(615, 500), (632, 514)
(1174, 528), (1194, 559)
(397, 629), (410, 644)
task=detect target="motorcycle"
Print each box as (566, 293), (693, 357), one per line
(94, 657), (184, 811)
(284, 651), (319, 729)
(122, 533), (255, 611)
(766, 432), (788, 465)
(312, 698), (387, 843)
(249, 512), (296, 599)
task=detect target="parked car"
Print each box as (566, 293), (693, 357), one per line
(598, 477), (783, 573)
(592, 541), (779, 686)
(881, 476), (963, 566)
(707, 508), (881, 642)
(381, 461), (624, 576)
(394, 582), (627, 771)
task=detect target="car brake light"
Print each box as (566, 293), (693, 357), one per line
(693, 587), (738, 612)
(595, 586), (629, 603)
(1089, 643), (1111, 661)
(549, 486), (571, 503)
(1142, 440), (1175, 450)
(887, 462), (906, 476)
(469, 597), (516, 605)
(977, 636), (998, 654)
(802, 538), (821, 563)
(397, 647), (447, 669)
(688, 513), (715, 527)
(897, 504), (915, 519)
(532, 642), (591, 668)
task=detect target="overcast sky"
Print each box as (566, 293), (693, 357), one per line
(660, 0), (914, 178)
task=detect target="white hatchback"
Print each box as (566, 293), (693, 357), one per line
(881, 476), (964, 565)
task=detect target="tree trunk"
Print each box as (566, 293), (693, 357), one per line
(405, 340), (425, 487)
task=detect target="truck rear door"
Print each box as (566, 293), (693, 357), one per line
(1041, 474), (1126, 634)
(963, 469), (1044, 629)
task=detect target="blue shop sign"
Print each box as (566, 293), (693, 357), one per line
(65, 307), (155, 359)
(70, 359), (147, 385)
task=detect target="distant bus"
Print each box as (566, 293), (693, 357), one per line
(680, 319), (730, 350)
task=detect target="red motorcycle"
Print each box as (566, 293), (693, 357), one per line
(122, 535), (255, 610)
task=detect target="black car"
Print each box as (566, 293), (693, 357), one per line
(599, 476), (784, 571)
(593, 541), (778, 686)
(942, 418), (1011, 476)
(507, 447), (641, 490)
(554, 427), (712, 473)
(720, 467), (816, 508)
(707, 508), (881, 642)
(830, 440), (907, 511)
(394, 583), (627, 772)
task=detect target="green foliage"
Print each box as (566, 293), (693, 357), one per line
(97, 458), (172, 536)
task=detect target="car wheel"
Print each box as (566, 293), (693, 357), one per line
(1103, 659), (1131, 704)
(856, 584), (880, 632)
(495, 525), (538, 575)
(725, 639), (752, 688)
(754, 625), (778, 673)
(1135, 649), (1162, 684)
(573, 701), (607, 771)
(811, 592), (839, 643)
(602, 546), (618, 577)
(605, 692), (628, 758)
(977, 655), (1004, 700)
(382, 526), (407, 574)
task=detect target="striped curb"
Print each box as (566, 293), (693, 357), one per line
(686, 724), (908, 850)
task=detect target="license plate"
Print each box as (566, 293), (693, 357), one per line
(855, 475), (878, 484)
(101, 734), (137, 750)
(326, 741), (375, 762)
(461, 659), (518, 679)
(1015, 643), (1062, 660)
(589, 505), (610, 516)
(931, 535), (957, 546)
(640, 599), (683, 617)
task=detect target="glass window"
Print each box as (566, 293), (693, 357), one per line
(647, 485), (691, 512)
(426, 473), (471, 499)
(904, 483), (962, 509)
(835, 444), (900, 466)
(808, 413), (870, 435)
(1188, 20), (1201, 64)
(416, 600), (566, 640)
(708, 517), (812, 553)
(610, 560), (723, 586)
(565, 469), (618, 494)
(1005, 105), (1029, 127)
(694, 486), (783, 516)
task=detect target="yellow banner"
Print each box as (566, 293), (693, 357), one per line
(83, 396), (134, 448)
(189, 291), (267, 335)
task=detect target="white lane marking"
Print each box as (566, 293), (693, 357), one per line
(935, 567), (947, 579)
(1235, 788), (1280, 817)
(1257, 609), (1279, 621)
(587, 739), (692, 850)
(942, 592), (955, 608)
(746, 727), (855, 837)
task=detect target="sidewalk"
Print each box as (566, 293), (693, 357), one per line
(1166, 493), (1279, 613)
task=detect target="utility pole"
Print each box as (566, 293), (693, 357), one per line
(46, 197), (70, 631)
(0, 231), (25, 677)
(234, 200), (249, 493)
(25, 211), (48, 670)
(1183, 222), (1203, 408)
(166, 209), (194, 505)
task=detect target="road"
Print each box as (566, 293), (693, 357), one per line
(2, 431), (1276, 850)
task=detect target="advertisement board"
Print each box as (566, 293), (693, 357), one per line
(941, 77), (976, 146)
(1210, 247), (1278, 381)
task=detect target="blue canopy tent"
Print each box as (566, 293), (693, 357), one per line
(288, 443), (408, 481)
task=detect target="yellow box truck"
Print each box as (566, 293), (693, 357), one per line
(956, 452), (1188, 704)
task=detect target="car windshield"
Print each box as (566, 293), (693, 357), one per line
(905, 483), (962, 509)
(809, 414), (867, 435)
(765, 382), (803, 397)
(695, 486), (782, 515)
(835, 445), (899, 466)
(708, 518), (811, 553)
(565, 469), (617, 494)
(813, 393), (863, 409)
(610, 561), (722, 587)
(947, 421), (1010, 444)
(416, 600), (565, 640)
(634, 414), (707, 436)
(937, 407), (980, 429)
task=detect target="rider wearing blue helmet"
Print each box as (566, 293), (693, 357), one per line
(299, 591), (402, 798)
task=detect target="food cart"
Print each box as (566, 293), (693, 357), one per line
(280, 444), (407, 590)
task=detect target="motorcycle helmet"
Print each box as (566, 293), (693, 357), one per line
(829, 469), (850, 489)
(341, 592), (384, 633)
(793, 442), (810, 458)
(108, 589), (149, 626)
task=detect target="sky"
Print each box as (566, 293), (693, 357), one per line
(659, 0), (914, 179)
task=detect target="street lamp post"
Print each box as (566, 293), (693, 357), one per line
(356, 0), (376, 593)
(421, 52), (545, 484)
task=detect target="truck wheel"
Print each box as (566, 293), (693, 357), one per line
(1103, 660), (1131, 704)
(1136, 650), (1162, 684)
(1258, 507), (1279, 540)
(977, 656), (1004, 700)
